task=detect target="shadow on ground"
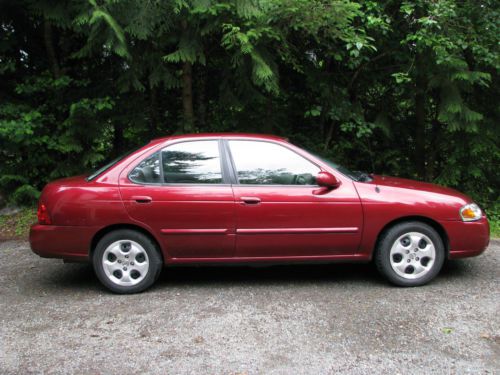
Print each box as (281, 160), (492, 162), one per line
(41, 257), (475, 292)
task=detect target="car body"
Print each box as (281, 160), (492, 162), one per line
(30, 133), (490, 293)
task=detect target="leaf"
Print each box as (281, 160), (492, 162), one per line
(391, 72), (411, 84)
(305, 106), (322, 118)
(441, 327), (453, 334)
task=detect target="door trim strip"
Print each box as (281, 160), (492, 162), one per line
(161, 228), (229, 235)
(236, 227), (358, 234)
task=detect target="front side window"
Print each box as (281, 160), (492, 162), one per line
(129, 152), (161, 183)
(228, 140), (319, 185)
(162, 140), (222, 184)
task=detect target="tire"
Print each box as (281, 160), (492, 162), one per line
(93, 229), (163, 294)
(375, 221), (445, 287)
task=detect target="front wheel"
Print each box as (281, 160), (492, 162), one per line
(93, 229), (163, 294)
(375, 222), (445, 287)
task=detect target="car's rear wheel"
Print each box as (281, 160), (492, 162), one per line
(375, 221), (445, 286)
(93, 229), (163, 294)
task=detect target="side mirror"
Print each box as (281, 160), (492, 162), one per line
(316, 171), (340, 189)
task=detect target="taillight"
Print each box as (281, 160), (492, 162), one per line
(37, 202), (52, 225)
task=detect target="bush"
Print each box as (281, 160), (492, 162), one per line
(0, 175), (28, 194)
(11, 185), (40, 206)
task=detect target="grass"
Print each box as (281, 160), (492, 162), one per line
(484, 202), (500, 238)
(0, 205), (498, 240)
(489, 216), (500, 238)
(0, 207), (37, 240)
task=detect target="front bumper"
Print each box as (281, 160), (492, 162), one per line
(29, 224), (96, 261)
(441, 217), (490, 259)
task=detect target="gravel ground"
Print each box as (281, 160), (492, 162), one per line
(0, 240), (499, 374)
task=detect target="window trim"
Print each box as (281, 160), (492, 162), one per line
(223, 139), (321, 187)
(221, 139), (239, 184)
(127, 139), (229, 186)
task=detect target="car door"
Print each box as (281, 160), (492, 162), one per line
(119, 139), (235, 260)
(226, 139), (362, 258)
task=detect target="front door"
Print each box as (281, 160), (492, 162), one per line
(120, 139), (235, 260)
(226, 140), (362, 258)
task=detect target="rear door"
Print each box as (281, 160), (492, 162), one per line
(120, 139), (235, 260)
(226, 139), (363, 258)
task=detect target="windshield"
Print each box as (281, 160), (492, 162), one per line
(312, 153), (372, 182)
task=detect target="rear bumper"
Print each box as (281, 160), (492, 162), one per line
(441, 217), (490, 259)
(29, 224), (96, 261)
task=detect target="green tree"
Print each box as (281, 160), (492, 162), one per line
(0, 0), (498, 213)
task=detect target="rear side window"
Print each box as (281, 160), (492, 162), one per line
(129, 152), (161, 183)
(228, 140), (319, 185)
(162, 141), (222, 184)
(87, 149), (135, 181)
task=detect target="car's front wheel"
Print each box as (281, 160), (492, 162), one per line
(93, 229), (163, 294)
(375, 222), (445, 286)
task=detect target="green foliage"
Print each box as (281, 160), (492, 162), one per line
(489, 205), (500, 238)
(12, 185), (40, 206)
(0, 175), (29, 197)
(0, 0), (498, 216)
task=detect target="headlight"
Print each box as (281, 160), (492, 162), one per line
(460, 203), (482, 222)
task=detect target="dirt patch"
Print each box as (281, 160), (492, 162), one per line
(0, 207), (36, 241)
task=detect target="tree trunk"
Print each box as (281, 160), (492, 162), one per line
(113, 123), (125, 157)
(182, 61), (195, 132)
(43, 19), (61, 79)
(180, 20), (195, 133)
(149, 86), (160, 136)
(196, 68), (207, 130)
(318, 102), (330, 140)
(263, 97), (273, 133)
(427, 117), (440, 180)
(414, 52), (427, 179)
(324, 122), (335, 152)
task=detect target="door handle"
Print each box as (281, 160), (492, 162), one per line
(240, 197), (261, 205)
(131, 196), (152, 204)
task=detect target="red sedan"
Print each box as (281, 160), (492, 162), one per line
(30, 133), (490, 293)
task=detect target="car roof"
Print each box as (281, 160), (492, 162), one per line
(150, 133), (287, 144)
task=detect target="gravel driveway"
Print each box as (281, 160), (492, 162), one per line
(0, 240), (499, 374)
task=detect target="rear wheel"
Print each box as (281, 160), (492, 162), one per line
(93, 229), (163, 294)
(375, 222), (445, 286)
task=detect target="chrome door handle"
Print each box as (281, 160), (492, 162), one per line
(240, 197), (261, 205)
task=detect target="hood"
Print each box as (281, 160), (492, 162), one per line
(370, 175), (470, 201)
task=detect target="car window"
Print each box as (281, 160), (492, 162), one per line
(228, 140), (319, 185)
(162, 140), (222, 184)
(129, 152), (161, 183)
(87, 148), (137, 181)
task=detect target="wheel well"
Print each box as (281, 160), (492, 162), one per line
(375, 216), (449, 257)
(90, 224), (164, 262)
